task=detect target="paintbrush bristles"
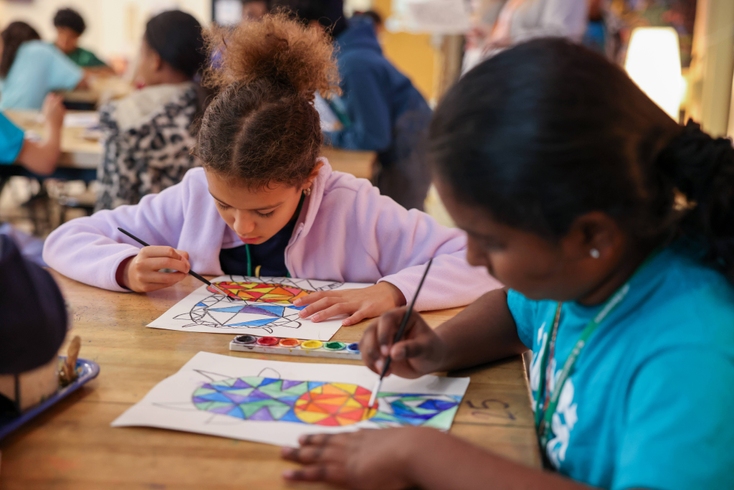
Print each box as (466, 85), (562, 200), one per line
(368, 379), (381, 408)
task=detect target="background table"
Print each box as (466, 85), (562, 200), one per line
(0, 274), (540, 489)
(4, 111), (377, 180)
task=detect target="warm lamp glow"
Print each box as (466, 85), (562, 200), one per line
(625, 27), (684, 119)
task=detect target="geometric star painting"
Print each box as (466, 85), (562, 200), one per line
(111, 353), (470, 447)
(191, 375), (462, 428)
(147, 276), (371, 340)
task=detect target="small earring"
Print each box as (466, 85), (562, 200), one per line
(590, 248), (600, 259)
(303, 187), (312, 196)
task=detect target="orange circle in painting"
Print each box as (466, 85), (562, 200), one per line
(293, 383), (377, 426)
(279, 338), (300, 348)
(300, 340), (323, 350)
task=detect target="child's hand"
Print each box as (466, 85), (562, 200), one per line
(360, 308), (446, 379)
(41, 93), (66, 130)
(121, 246), (191, 293)
(294, 282), (406, 326)
(281, 428), (433, 488)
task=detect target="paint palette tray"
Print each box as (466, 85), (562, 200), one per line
(229, 335), (362, 359)
(0, 357), (100, 440)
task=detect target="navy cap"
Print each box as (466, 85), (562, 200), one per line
(0, 235), (67, 375)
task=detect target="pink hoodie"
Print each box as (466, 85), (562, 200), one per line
(43, 160), (501, 311)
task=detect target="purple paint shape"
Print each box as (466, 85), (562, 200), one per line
(248, 407), (275, 421)
(281, 380), (304, 390)
(238, 305), (281, 318)
(210, 404), (235, 415)
(245, 389), (271, 401)
(232, 378), (251, 389)
(224, 394), (248, 404)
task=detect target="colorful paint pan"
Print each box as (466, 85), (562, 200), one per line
(300, 340), (323, 350)
(256, 336), (279, 346)
(233, 335), (257, 345)
(279, 338), (300, 348)
(229, 336), (361, 359)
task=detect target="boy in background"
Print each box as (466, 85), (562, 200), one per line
(53, 8), (113, 74)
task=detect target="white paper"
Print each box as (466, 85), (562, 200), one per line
(63, 112), (100, 128)
(147, 276), (370, 341)
(112, 352), (470, 447)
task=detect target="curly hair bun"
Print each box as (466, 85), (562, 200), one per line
(205, 11), (340, 99)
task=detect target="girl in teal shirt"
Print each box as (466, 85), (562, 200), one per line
(281, 39), (734, 489)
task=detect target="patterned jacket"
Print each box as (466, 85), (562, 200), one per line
(96, 82), (200, 211)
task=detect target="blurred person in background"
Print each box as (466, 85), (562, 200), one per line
(53, 8), (114, 75)
(274, 0), (433, 211)
(0, 93), (65, 264)
(463, 0), (589, 72)
(0, 21), (86, 110)
(96, 10), (208, 211)
(242, 0), (271, 22)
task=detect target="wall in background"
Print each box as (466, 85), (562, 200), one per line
(374, 0), (437, 102)
(0, 0), (211, 62)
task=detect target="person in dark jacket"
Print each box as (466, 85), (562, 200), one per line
(274, 0), (433, 210)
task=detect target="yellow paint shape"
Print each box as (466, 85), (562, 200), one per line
(300, 340), (323, 350)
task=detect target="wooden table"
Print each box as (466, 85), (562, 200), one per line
(4, 111), (377, 180)
(0, 274), (539, 489)
(5, 111), (101, 169)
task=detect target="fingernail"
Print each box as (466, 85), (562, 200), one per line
(381, 345), (389, 356)
(283, 470), (295, 479)
(311, 315), (320, 322)
(293, 298), (302, 305)
(298, 311), (306, 318)
(375, 359), (384, 371)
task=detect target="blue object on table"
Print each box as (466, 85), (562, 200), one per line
(0, 357), (100, 440)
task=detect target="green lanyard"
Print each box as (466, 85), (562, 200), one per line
(245, 244), (253, 277)
(533, 282), (631, 449)
(244, 244), (290, 278)
(532, 250), (663, 450)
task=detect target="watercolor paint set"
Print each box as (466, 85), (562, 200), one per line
(228, 334), (362, 359)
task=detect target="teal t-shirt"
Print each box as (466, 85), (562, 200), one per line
(0, 41), (83, 110)
(0, 112), (24, 164)
(508, 246), (734, 489)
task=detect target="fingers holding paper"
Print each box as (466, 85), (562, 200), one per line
(294, 282), (406, 326)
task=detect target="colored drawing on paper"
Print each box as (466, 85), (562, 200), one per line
(112, 353), (470, 447)
(190, 372), (461, 429)
(169, 276), (344, 335)
(207, 281), (312, 304)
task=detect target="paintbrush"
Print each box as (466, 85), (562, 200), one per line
(117, 227), (239, 300)
(367, 258), (433, 409)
